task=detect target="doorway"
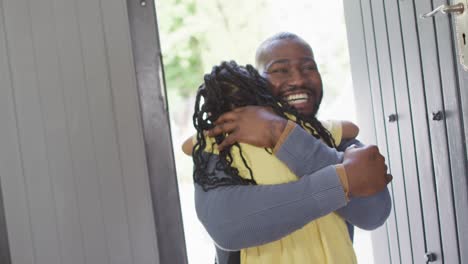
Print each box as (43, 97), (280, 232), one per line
(154, 0), (373, 263)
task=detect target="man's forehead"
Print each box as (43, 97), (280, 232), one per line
(258, 39), (314, 68)
(266, 57), (315, 66)
(268, 38), (312, 53)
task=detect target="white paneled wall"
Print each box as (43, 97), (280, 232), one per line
(0, 0), (159, 263)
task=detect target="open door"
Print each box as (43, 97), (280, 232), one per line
(0, 0), (187, 263)
(344, 0), (468, 263)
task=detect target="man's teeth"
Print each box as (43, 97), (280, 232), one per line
(285, 94), (308, 104)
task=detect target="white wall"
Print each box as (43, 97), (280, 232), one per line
(0, 0), (159, 263)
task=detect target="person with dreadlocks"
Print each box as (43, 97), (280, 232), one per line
(194, 33), (392, 264)
(182, 61), (359, 157)
(185, 60), (363, 263)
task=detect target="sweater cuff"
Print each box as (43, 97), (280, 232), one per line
(273, 120), (297, 154)
(310, 166), (348, 210)
(335, 164), (350, 202)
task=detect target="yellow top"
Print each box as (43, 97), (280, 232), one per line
(203, 120), (357, 264)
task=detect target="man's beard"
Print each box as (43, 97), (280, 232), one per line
(308, 93), (322, 118)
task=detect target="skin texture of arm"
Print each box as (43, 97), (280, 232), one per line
(341, 120), (360, 140)
(181, 135), (193, 155)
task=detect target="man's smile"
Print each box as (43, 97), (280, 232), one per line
(284, 93), (309, 104)
(282, 90), (317, 110)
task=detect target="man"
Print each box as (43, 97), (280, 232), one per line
(197, 32), (392, 263)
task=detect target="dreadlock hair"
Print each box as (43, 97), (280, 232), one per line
(193, 61), (336, 191)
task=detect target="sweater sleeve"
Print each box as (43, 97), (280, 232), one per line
(195, 155), (347, 251)
(274, 124), (344, 176)
(195, 127), (391, 251)
(276, 133), (392, 230)
(334, 138), (392, 229)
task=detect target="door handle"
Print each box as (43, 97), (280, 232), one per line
(420, 2), (468, 71)
(420, 3), (464, 18)
(432, 111), (445, 121)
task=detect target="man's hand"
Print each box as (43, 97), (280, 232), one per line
(343, 145), (392, 197)
(206, 106), (288, 151)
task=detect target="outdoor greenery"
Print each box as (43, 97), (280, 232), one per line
(156, 0), (205, 96)
(156, 0), (272, 97)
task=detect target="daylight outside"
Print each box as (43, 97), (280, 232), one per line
(155, 0), (370, 263)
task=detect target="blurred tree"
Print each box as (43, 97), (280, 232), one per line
(156, 0), (206, 97)
(156, 0), (271, 98)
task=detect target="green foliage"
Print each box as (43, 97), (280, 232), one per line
(156, 0), (352, 106)
(156, 0), (271, 98)
(156, 0), (206, 96)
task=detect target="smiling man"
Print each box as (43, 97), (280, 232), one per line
(196, 32), (392, 264)
(257, 34), (322, 116)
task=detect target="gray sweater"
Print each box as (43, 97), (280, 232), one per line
(194, 125), (392, 264)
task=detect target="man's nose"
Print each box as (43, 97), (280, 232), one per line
(287, 69), (306, 87)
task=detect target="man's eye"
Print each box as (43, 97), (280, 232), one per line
(269, 68), (289, 74)
(302, 65), (317, 71)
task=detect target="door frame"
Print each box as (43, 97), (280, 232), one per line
(126, 0), (188, 263)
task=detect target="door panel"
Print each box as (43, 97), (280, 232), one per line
(415, 0), (460, 262)
(343, 2), (392, 263)
(398, 0), (444, 263)
(370, 0), (413, 263)
(344, 0), (467, 263)
(449, 1), (468, 263)
(383, 0), (427, 262)
(360, 0), (401, 262)
(0, 0), (164, 263)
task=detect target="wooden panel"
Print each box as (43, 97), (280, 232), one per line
(382, 0), (427, 263)
(100, 0), (160, 263)
(0, 181), (10, 264)
(414, 0), (460, 262)
(433, 0), (468, 262)
(29, 1), (86, 263)
(360, 0), (401, 263)
(345, 0), (466, 263)
(1, 0), (161, 262)
(370, 0), (414, 263)
(127, 0), (188, 263)
(343, 0), (378, 144)
(3, 0), (62, 263)
(0, 2), (31, 263)
(454, 25), (468, 264)
(342, 1), (391, 263)
(55, 0), (109, 262)
(398, 1), (443, 262)
(75, 0), (135, 263)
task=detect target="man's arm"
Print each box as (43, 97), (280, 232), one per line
(195, 154), (347, 251)
(277, 131), (392, 230)
(199, 106), (391, 250)
(197, 121), (349, 251)
(196, 127), (390, 250)
(336, 189), (391, 230)
(334, 138), (392, 229)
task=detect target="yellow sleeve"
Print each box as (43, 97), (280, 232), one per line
(321, 120), (343, 146)
(202, 136), (219, 154)
(190, 134), (220, 154)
